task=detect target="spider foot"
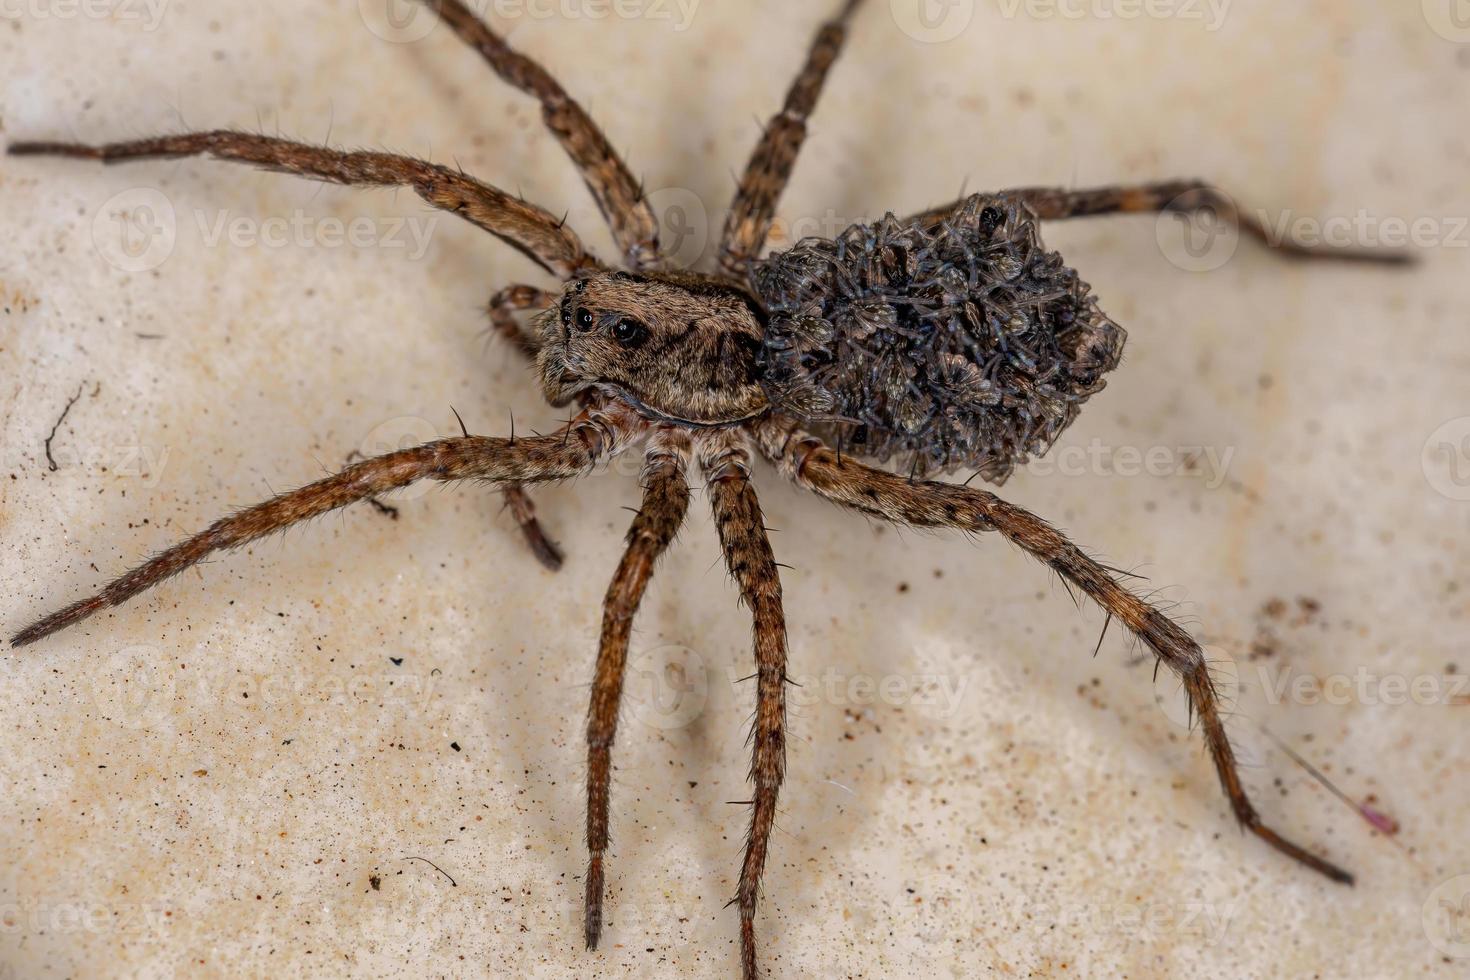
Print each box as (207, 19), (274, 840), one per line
(584, 854), (604, 950)
(503, 485), (564, 571)
(1245, 815), (1354, 885)
(740, 916), (758, 980)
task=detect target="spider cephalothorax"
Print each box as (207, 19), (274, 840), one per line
(9, 1), (1408, 977)
(754, 193), (1125, 480)
(537, 269), (770, 425)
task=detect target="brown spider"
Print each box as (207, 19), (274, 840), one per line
(8, 1), (1412, 977)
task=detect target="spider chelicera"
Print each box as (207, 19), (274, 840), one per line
(9, 1), (1409, 976)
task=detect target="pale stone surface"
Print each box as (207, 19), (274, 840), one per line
(2, 2), (1468, 977)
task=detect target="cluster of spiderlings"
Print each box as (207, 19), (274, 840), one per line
(750, 193), (1126, 482)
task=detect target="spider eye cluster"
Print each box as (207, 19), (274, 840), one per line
(569, 303), (649, 349)
(610, 317), (648, 348)
(750, 193), (1126, 483)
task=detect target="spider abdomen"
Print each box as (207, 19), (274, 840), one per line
(750, 194), (1125, 482)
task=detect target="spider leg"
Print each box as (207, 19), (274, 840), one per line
(486, 283), (565, 570)
(420, 0), (661, 270)
(501, 485), (563, 572)
(7, 131), (600, 278)
(754, 418), (1354, 886)
(718, 0), (864, 279)
(697, 430), (789, 980)
(10, 402), (647, 649)
(584, 431), (693, 950)
(906, 180), (1414, 264)
(488, 282), (551, 358)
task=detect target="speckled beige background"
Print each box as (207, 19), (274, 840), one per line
(2, 1), (1468, 977)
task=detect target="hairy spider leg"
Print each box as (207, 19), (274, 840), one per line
(584, 430), (693, 949)
(698, 429), (792, 980)
(9, 131), (601, 276)
(11, 403), (647, 648)
(719, 0), (866, 278)
(906, 179), (1415, 264)
(420, 0), (663, 270)
(8, 132), (605, 565)
(755, 417), (1354, 888)
(488, 283), (568, 569)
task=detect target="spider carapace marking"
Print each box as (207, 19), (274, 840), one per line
(9, 1), (1412, 976)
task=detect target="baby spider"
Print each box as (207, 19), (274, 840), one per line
(10, 1), (1412, 977)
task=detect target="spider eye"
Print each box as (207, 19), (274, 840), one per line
(572, 306), (597, 332)
(611, 317), (648, 348)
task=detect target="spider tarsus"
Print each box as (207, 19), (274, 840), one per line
(1265, 238), (1417, 266)
(8, 141), (103, 159)
(1245, 817), (1354, 886)
(521, 523), (565, 571)
(10, 595), (107, 649)
(502, 485), (565, 570)
(740, 917), (758, 980)
(584, 854), (604, 949)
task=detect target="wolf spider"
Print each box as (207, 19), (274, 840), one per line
(10, 1), (1410, 976)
